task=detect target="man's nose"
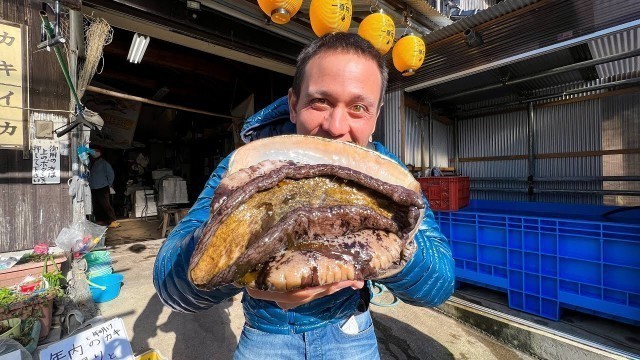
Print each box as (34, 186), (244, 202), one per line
(321, 107), (349, 136)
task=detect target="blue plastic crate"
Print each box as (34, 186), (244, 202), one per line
(435, 202), (640, 326)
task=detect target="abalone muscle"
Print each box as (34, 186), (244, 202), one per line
(188, 135), (425, 292)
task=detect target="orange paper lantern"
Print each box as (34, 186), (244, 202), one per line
(257, 0), (303, 24)
(392, 34), (426, 76)
(358, 12), (395, 55)
(309, 0), (352, 37)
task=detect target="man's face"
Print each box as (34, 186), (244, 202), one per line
(288, 51), (382, 147)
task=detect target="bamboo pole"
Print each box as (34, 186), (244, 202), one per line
(85, 85), (241, 120)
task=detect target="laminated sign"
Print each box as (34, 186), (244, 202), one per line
(0, 20), (25, 148)
(39, 318), (134, 360)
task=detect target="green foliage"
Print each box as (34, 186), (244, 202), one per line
(42, 270), (65, 289)
(0, 288), (25, 309)
(42, 254), (66, 297)
(15, 253), (48, 265)
(11, 316), (38, 347)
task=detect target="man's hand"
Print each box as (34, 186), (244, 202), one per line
(245, 280), (365, 310)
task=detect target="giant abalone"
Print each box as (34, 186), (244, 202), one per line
(188, 135), (425, 292)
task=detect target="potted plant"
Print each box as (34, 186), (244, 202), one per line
(0, 318), (21, 338)
(0, 255), (66, 340)
(0, 247), (67, 288)
(11, 316), (41, 353)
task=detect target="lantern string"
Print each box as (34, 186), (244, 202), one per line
(369, 0), (380, 13)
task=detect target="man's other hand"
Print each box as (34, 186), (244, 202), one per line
(245, 280), (365, 310)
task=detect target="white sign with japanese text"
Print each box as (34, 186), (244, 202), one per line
(32, 140), (60, 184)
(39, 317), (134, 360)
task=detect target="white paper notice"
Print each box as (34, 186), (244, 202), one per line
(0, 350), (22, 360)
(32, 141), (60, 184)
(39, 317), (134, 360)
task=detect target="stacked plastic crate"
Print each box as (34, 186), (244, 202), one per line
(418, 176), (470, 211)
(436, 208), (640, 326)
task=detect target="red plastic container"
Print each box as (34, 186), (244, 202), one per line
(418, 176), (470, 211)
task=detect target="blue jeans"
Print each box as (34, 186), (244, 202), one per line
(234, 309), (380, 360)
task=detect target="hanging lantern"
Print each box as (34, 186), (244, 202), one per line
(358, 11), (395, 55)
(392, 34), (426, 76)
(309, 0), (352, 37)
(257, 0), (303, 25)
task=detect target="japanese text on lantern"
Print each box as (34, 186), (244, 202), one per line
(0, 21), (24, 147)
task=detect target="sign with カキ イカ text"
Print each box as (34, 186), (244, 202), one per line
(0, 20), (26, 147)
(39, 317), (134, 360)
(32, 141), (60, 184)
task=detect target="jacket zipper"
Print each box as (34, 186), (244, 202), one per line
(287, 309), (295, 332)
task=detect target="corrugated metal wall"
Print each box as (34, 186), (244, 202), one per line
(459, 111), (528, 159)
(588, 26), (640, 80)
(402, 108), (452, 168)
(404, 107), (425, 167)
(456, 92), (640, 204)
(601, 92), (640, 206)
(392, 0), (640, 91)
(535, 100), (603, 204)
(382, 91), (452, 168)
(457, 111), (529, 200)
(383, 90), (403, 158)
(456, 0), (496, 10)
(433, 120), (452, 167)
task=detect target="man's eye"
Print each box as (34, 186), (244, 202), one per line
(352, 104), (366, 112)
(312, 99), (327, 106)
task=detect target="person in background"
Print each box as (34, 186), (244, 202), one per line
(89, 146), (120, 228)
(154, 32), (454, 359)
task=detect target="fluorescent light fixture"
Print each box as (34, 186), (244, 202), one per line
(127, 33), (150, 64)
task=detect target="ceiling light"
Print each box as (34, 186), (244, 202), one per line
(127, 33), (150, 64)
(186, 1), (201, 11)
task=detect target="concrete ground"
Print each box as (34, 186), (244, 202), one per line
(97, 219), (533, 360)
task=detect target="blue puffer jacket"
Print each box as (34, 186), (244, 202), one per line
(153, 96), (455, 334)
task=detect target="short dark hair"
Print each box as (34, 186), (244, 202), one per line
(291, 32), (388, 106)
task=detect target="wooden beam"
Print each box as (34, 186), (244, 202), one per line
(536, 86), (640, 109)
(451, 148), (640, 163)
(456, 86), (640, 119)
(85, 85), (241, 119)
(404, 94), (452, 125)
(536, 148), (640, 159)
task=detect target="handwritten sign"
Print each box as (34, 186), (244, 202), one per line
(0, 20), (24, 147)
(39, 318), (134, 360)
(32, 141), (60, 184)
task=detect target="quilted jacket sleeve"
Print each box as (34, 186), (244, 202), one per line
(374, 144), (456, 307)
(153, 154), (242, 312)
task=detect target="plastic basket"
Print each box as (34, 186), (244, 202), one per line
(0, 319), (21, 339)
(86, 264), (113, 279)
(84, 251), (112, 267)
(88, 273), (123, 303)
(136, 349), (167, 360)
(418, 176), (470, 211)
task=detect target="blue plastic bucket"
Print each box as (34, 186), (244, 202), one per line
(89, 273), (123, 303)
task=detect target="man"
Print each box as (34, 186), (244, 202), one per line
(88, 146), (120, 228)
(154, 32), (454, 359)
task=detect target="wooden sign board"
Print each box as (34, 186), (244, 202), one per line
(0, 20), (27, 148)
